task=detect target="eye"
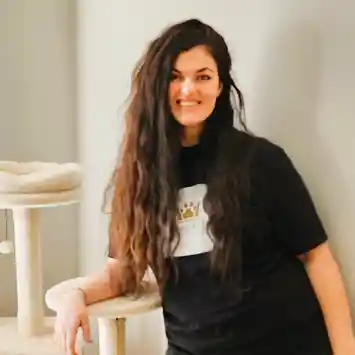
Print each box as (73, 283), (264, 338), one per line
(197, 74), (212, 81)
(170, 73), (180, 81)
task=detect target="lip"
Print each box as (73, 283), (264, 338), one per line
(176, 100), (201, 106)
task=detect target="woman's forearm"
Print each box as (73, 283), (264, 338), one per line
(77, 258), (128, 305)
(305, 242), (355, 352)
(77, 272), (117, 306)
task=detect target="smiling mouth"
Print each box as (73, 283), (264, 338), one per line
(176, 100), (201, 106)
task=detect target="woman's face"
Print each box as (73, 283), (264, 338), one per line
(169, 45), (222, 129)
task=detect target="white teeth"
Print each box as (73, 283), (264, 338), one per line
(179, 101), (199, 106)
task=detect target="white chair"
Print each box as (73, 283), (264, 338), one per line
(45, 277), (162, 355)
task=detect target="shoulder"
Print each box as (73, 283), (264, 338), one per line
(228, 128), (287, 167)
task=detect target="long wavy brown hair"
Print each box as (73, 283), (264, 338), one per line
(105, 19), (253, 297)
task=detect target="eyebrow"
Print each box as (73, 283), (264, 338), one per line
(173, 67), (214, 73)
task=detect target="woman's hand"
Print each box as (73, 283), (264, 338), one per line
(54, 289), (92, 355)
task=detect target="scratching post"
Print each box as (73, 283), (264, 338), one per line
(0, 160), (161, 354)
(12, 208), (43, 336)
(0, 161), (82, 353)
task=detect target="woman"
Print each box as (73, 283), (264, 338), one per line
(54, 19), (355, 355)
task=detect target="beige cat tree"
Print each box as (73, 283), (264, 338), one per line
(0, 161), (161, 355)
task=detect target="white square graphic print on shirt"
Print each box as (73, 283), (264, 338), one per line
(173, 183), (214, 257)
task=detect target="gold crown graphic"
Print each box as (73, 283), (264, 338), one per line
(177, 201), (200, 221)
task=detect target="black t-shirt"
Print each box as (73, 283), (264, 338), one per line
(162, 131), (328, 354)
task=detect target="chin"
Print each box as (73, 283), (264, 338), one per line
(176, 115), (208, 127)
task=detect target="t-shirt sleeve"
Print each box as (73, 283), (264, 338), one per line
(261, 142), (328, 255)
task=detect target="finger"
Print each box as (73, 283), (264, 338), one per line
(81, 315), (92, 343)
(60, 331), (67, 354)
(52, 332), (59, 348)
(66, 328), (77, 355)
(53, 322), (64, 350)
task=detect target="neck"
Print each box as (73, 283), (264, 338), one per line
(181, 124), (204, 147)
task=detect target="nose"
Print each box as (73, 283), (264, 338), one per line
(180, 78), (195, 96)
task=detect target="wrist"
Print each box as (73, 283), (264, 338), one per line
(65, 287), (87, 304)
(75, 287), (87, 303)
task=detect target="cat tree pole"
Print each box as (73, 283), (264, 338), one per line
(0, 161), (82, 337)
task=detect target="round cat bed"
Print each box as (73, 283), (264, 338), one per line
(0, 161), (82, 208)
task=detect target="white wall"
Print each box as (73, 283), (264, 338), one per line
(78, 1), (355, 354)
(0, 0), (78, 315)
